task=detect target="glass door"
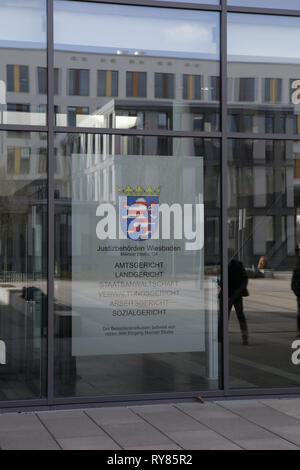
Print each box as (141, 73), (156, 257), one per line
(0, 131), (47, 400)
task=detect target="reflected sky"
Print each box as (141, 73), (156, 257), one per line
(228, 14), (300, 62)
(0, 0), (46, 48)
(54, 1), (219, 59)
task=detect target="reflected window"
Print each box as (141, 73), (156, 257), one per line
(38, 67), (47, 94)
(97, 70), (118, 97)
(7, 103), (30, 113)
(193, 115), (204, 131)
(126, 72), (146, 98)
(295, 156), (300, 178)
(155, 73), (175, 99)
(67, 106), (89, 127)
(237, 78), (255, 102)
(210, 76), (220, 101)
(38, 147), (47, 174)
(183, 74), (203, 100)
(265, 115), (274, 134)
(229, 113), (253, 133)
(294, 116), (300, 135)
(264, 78), (282, 103)
(7, 147), (30, 175)
(7, 65), (29, 93)
(68, 69), (89, 96)
(38, 67), (59, 94)
(158, 112), (170, 130)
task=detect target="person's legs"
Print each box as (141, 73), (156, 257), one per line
(297, 296), (300, 333)
(233, 297), (249, 345)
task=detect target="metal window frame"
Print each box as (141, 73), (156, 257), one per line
(47, 0), (55, 408)
(1, 0), (300, 411)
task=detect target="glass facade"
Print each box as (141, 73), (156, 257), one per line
(0, 0), (47, 125)
(0, 131), (47, 400)
(228, 14), (300, 135)
(54, 2), (220, 132)
(228, 139), (299, 388)
(54, 134), (221, 397)
(0, 0), (300, 408)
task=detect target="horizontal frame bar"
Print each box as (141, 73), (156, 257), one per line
(228, 132), (300, 140)
(54, 127), (222, 138)
(2, 125), (300, 141)
(227, 6), (300, 17)
(52, 390), (224, 406)
(3, 385), (300, 411)
(227, 387), (300, 397)
(57, 0), (221, 11)
(0, 399), (48, 409)
(55, 0), (300, 17)
(0, 125), (47, 132)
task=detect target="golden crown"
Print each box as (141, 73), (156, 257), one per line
(117, 185), (161, 197)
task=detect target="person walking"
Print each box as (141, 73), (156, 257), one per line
(291, 254), (300, 335)
(228, 255), (249, 345)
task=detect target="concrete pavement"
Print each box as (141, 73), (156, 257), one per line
(1, 398), (300, 449)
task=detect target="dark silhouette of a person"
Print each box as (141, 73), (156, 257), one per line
(291, 254), (300, 335)
(228, 257), (249, 345)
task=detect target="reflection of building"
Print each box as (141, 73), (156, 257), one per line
(2, 47), (300, 271)
(228, 138), (296, 269)
(228, 61), (300, 134)
(0, 130), (48, 277)
(0, 48), (220, 130)
(0, 47), (222, 273)
(54, 50), (220, 131)
(226, 60), (300, 269)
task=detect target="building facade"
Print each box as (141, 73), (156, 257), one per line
(0, 0), (300, 409)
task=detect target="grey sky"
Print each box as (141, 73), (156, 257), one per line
(54, 2), (218, 58)
(0, 0), (46, 45)
(1, 0), (299, 64)
(228, 14), (300, 62)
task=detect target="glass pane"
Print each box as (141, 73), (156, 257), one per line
(0, 0), (47, 125)
(54, 1), (220, 131)
(228, 0), (300, 9)
(228, 14), (300, 135)
(54, 134), (221, 397)
(228, 139), (300, 389)
(0, 131), (47, 400)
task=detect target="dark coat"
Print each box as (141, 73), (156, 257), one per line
(228, 259), (249, 303)
(292, 268), (300, 297)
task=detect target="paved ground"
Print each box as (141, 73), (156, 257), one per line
(2, 398), (300, 449)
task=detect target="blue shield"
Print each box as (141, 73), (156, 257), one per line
(120, 195), (159, 241)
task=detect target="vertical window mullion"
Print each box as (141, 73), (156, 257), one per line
(221, 0), (229, 396)
(47, 0), (54, 406)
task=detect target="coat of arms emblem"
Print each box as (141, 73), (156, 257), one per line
(118, 185), (160, 241)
